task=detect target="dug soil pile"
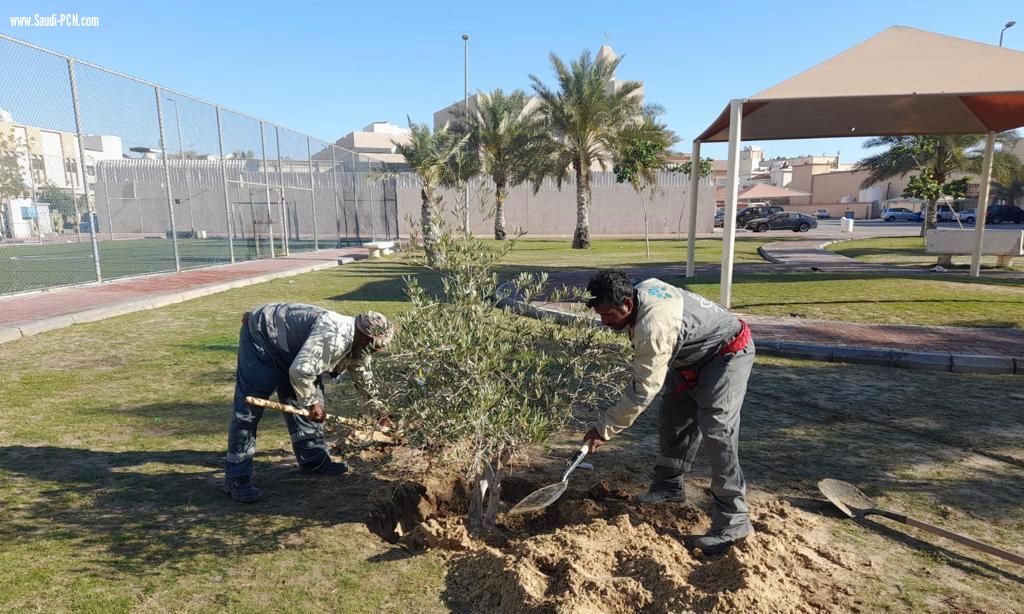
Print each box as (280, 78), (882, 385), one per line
(369, 475), (858, 613)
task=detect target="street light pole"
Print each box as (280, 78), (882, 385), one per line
(462, 33), (470, 236)
(1000, 21), (1016, 47)
(166, 96), (196, 235)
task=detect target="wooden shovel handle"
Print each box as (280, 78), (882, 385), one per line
(244, 396), (360, 429)
(873, 509), (1024, 566)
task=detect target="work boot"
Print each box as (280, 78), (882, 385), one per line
(299, 457), (349, 476)
(632, 489), (686, 505)
(222, 476), (261, 503)
(686, 525), (754, 556)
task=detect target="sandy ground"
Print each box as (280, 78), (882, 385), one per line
(349, 355), (1024, 613)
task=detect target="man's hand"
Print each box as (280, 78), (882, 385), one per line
(583, 428), (606, 453)
(307, 403), (326, 423)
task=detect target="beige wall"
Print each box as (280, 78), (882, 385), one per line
(395, 175), (716, 237)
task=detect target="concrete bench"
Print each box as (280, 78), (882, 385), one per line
(925, 229), (1023, 267)
(364, 241), (397, 258)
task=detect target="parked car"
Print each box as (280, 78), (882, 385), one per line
(959, 209), (977, 224)
(986, 205), (1024, 224)
(909, 211), (923, 223)
(737, 205), (784, 225)
(745, 211), (818, 233)
(881, 207), (916, 222)
(935, 204), (976, 223)
(816, 209), (831, 219)
(714, 208), (725, 228)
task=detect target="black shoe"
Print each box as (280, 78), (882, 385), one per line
(685, 525), (753, 555)
(300, 458), (349, 476)
(222, 476), (261, 503)
(631, 490), (686, 505)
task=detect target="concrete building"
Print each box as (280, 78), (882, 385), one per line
(332, 121), (410, 165)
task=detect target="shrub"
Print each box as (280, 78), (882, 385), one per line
(373, 227), (628, 531)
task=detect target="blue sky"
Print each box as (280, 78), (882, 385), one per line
(2, 0), (1022, 162)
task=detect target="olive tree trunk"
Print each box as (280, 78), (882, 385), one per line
(572, 160), (591, 249)
(468, 455), (505, 534)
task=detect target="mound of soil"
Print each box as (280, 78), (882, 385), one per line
(450, 499), (852, 613)
(368, 475), (854, 612)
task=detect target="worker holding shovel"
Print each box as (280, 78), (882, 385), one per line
(223, 303), (394, 503)
(583, 271), (754, 555)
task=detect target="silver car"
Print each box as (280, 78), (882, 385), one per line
(881, 207), (916, 222)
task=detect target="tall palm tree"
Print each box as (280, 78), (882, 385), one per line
(393, 120), (467, 265)
(454, 89), (549, 240)
(530, 50), (643, 249)
(856, 133), (1019, 234)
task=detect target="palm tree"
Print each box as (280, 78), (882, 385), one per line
(856, 133), (1019, 235)
(530, 50), (643, 249)
(454, 89), (549, 240)
(613, 106), (678, 257)
(393, 120), (467, 265)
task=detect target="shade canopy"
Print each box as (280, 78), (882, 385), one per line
(697, 26), (1024, 143)
(738, 184), (811, 200)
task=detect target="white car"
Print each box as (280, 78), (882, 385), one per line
(881, 207), (916, 222)
(936, 205), (974, 223)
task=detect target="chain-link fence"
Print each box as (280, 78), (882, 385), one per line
(0, 34), (397, 296)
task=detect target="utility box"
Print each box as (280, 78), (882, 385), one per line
(840, 217), (855, 233)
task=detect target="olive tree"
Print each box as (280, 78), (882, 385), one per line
(373, 225), (628, 532)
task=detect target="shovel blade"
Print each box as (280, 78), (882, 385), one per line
(818, 478), (876, 518)
(507, 481), (567, 516)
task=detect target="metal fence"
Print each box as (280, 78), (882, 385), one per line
(0, 34), (398, 296)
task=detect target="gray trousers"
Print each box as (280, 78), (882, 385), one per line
(225, 325), (329, 478)
(653, 340), (754, 536)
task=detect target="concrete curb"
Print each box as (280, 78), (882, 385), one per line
(502, 298), (1023, 376)
(1, 255), (368, 344)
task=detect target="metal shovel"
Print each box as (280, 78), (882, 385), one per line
(507, 441), (592, 515)
(818, 479), (1024, 566)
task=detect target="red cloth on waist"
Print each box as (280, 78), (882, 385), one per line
(673, 320), (751, 393)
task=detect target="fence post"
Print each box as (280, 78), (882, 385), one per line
(274, 126), (289, 255)
(353, 151), (362, 244)
(258, 121), (275, 258)
(330, 146), (341, 247)
(67, 58), (103, 282)
(100, 165), (114, 240)
(372, 160), (380, 242)
(154, 86), (181, 271)
(307, 136), (319, 251)
(215, 107), (235, 263)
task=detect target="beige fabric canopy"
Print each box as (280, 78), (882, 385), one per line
(738, 184), (811, 200)
(684, 26), (1024, 305)
(697, 26), (1024, 142)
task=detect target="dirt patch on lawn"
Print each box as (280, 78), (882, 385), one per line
(367, 475), (857, 613)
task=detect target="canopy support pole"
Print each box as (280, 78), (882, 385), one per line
(969, 132), (996, 277)
(720, 99), (743, 308)
(685, 139), (701, 277)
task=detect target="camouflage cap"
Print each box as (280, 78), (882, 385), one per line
(354, 311), (394, 348)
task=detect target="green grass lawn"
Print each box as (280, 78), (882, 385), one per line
(0, 256), (1020, 611)
(828, 236), (1024, 271)
(676, 272), (1024, 328)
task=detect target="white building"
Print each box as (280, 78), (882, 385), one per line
(333, 121), (410, 165)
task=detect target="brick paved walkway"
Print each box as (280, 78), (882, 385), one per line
(0, 247), (367, 342)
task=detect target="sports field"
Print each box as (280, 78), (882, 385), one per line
(0, 237), (330, 295)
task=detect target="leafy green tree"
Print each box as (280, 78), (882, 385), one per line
(454, 89), (550, 240)
(0, 129), (28, 238)
(613, 110), (678, 257)
(672, 157), (714, 178)
(856, 133), (1019, 235)
(36, 184), (78, 219)
(530, 50), (643, 249)
(373, 222), (628, 532)
(393, 119), (468, 265)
